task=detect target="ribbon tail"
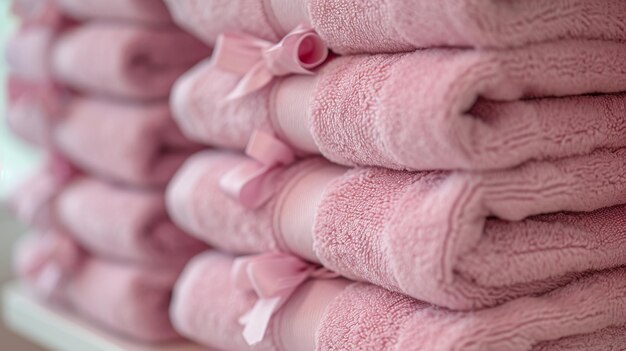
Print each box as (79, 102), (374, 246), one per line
(238, 309), (252, 326)
(226, 63), (274, 100)
(242, 296), (282, 345)
(213, 33), (270, 74)
(246, 130), (295, 166)
(17, 174), (60, 227)
(36, 263), (62, 298)
(219, 161), (281, 209)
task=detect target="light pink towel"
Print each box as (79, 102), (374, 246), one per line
(164, 0), (626, 54)
(7, 22), (210, 100)
(172, 41), (626, 171)
(5, 77), (61, 147)
(7, 83), (198, 187)
(53, 22), (210, 100)
(171, 251), (626, 351)
(167, 149), (626, 310)
(5, 21), (75, 82)
(15, 232), (181, 343)
(11, 168), (207, 266)
(6, 26), (55, 82)
(56, 0), (172, 25)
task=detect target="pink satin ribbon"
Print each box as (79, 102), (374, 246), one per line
(219, 130), (296, 209)
(16, 153), (79, 228)
(35, 83), (71, 124)
(12, 0), (62, 27)
(20, 233), (82, 299)
(213, 24), (329, 99)
(232, 252), (338, 345)
(9, 79), (71, 131)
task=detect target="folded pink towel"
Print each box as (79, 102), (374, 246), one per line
(171, 251), (626, 351)
(7, 84), (198, 187)
(56, 0), (172, 24)
(172, 41), (626, 171)
(167, 148), (626, 310)
(5, 77), (61, 147)
(15, 232), (181, 343)
(54, 22), (211, 100)
(5, 21), (74, 82)
(164, 0), (626, 54)
(6, 26), (55, 82)
(7, 22), (210, 100)
(11, 168), (207, 266)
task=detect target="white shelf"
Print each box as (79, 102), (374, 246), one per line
(2, 282), (205, 351)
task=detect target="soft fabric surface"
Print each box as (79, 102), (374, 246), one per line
(7, 85), (199, 187)
(5, 77), (63, 147)
(39, 22), (209, 100)
(6, 21), (210, 100)
(166, 151), (322, 255)
(11, 0), (67, 28)
(6, 26), (59, 82)
(171, 41), (626, 171)
(167, 149), (626, 310)
(15, 232), (181, 343)
(56, 0), (172, 24)
(171, 251), (626, 351)
(11, 169), (206, 266)
(163, 0), (626, 54)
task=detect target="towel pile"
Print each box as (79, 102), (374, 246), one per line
(5, 0), (626, 350)
(6, 0), (210, 343)
(161, 1), (626, 350)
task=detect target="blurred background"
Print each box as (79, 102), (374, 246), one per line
(0, 1), (45, 349)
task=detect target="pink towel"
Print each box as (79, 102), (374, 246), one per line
(15, 232), (181, 343)
(163, 0), (626, 54)
(7, 83), (198, 187)
(56, 0), (172, 24)
(5, 22), (75, 83)
(167, 148), (626, 310)
(171, 251), (626, 351)
(5, 77), (60, 147)
(6, 26), (56, 82)
(11, 168), (207, 266)
(171, 41), (626, 171)
(53, 22), (210, 100)
(7, 22), (210, 100)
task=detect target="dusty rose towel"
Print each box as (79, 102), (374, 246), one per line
(7, 83), (198, 187)
(11, 168), (206, 266)
(167, 149), (626, 310)
(15, 232), (181, 343)
(164, 0), (626, 54)
(56, 0), (172, 24)
(171, 251), (626, 351)
(172, 41), (626, 171)
(7, 22), (210, 100)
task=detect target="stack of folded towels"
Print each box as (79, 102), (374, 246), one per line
(6, 0), (210, 343)
(6, 0), (626, 349)
(161, 1), (626, 350)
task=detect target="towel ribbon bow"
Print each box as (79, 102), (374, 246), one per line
(20, 233), (82, 298)
(214, 24), (329, 99)
(232, 252), (338, 345)
(12, 0), (61, 26)
(15, 153), (79, 228)
(219, 130), (296, 209)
